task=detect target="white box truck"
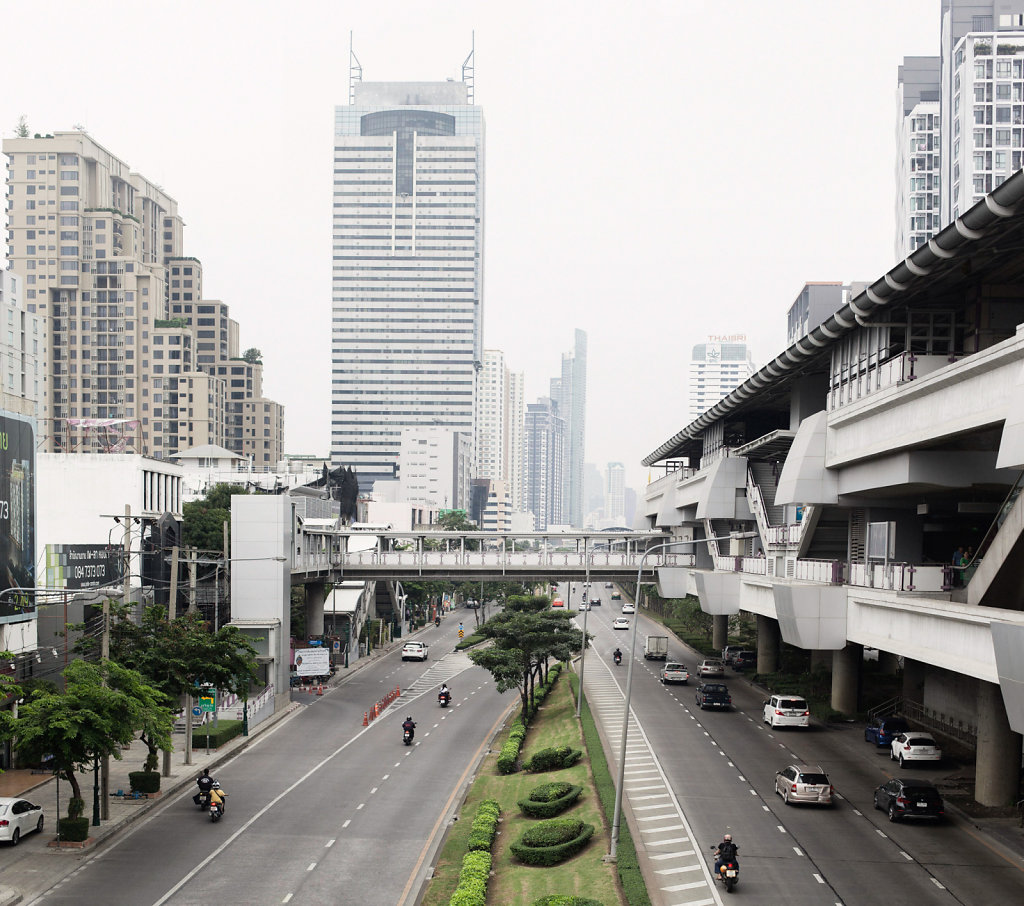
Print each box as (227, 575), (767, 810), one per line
(644, 635), (668, 660)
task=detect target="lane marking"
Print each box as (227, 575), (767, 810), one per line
(931, 878), (946, 889)
(326, 839), (335, 848)
(793, 847), (804, 856)
(813, 873), (825, 884)
(306, 862), (316, 872)
(342, 819), (351, 829)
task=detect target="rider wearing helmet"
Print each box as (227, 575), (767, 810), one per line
(714, 833), (738, 873)
(402, 715), (417, 741)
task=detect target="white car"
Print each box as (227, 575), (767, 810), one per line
(612, 617), (630, 630)
(0, 797), (44, 845)
(697, 658), (725, 677)
(578, 601), (590, 611)
(763, 694), (810, 728)
(621, 602), (636, 614)
(890, 731), (942, 766)
(401, 641), (428, 661)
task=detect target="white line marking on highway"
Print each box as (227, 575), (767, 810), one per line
(645, 836), (691, 845)
(394, 762), (400, 767)
(370, 787), (378, 794)
(875, 829), (887, 838)
(749, 789), (757, 795)
(342, 819), (351, 829)
(382, 774), (390, 780)
(813, 873), (825, 884)
(852, 808), (862, 816)
(306, 862), (317, 871)
(930, 878), (946, 889)
(777, 825), (786, 833)
(834, 793), (844, 800)
(727, 761), (734, 767)
(762, 805), (770, 812)
(738, 775), (746, 781)
(900, 851), (912, 861)
(660, 880), (706, 891)
(282, 895), (293, 903)
(794, 847), (804, 856)
(357, 803), (365, 810)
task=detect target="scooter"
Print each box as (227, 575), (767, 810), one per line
(435, 616), (441, 627)
(438, 691), (451, 708)
(613, 652), (622, 666)
(403, 727), (415, 745)
(710, 846), (739, 893)
(210, 800), (223, 822)
(194, 790), (211, 811)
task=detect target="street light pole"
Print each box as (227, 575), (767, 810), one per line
(575, 541), (591, 719)
(607, 533), (753, 861)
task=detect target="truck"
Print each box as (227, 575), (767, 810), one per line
(643, 635), (669, 660)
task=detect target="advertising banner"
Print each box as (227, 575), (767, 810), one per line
(46, 544), (120, 590)
(293, 647), (330, 677)
(0, 411), (35, 622)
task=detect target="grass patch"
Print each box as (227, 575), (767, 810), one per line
(420, 671), (625, 906)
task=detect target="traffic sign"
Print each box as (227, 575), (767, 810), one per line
(199, 692), (216, 713)
(458, 629), (464, 639)
(332, 640), (341, 652)
(192, 706), (202, 717)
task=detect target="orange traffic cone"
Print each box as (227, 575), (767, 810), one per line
(317, 683), (323, 696)
(363, 711), (368, 726)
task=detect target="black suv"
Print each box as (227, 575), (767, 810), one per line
(873, 778), (944, 822)
(695, 682), (732, 710)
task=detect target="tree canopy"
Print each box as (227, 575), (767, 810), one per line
(182, 482), (251, 551)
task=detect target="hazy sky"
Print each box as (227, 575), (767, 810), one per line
(1, 0), (939, 491)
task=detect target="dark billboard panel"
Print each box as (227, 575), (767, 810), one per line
(0, 411), (35, 622)
(45, 544), (120, 590)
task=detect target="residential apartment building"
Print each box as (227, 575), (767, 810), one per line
(506, 369), (525, 512)
(523, 397), (565, 530)
(786, 282), (867, 346)
(605, 461), (625, 526)
(895, 56), (942, 258)
(688, 334), (755, 421)
(477, 349), (507, 484)
(391, 425), (472, 511)
(3, 131), (283, 465)
(331, 72), (485, 488)
(0, 270), (41, 408)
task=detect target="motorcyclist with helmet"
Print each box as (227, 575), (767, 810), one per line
(194, 768), (215, 808)
(402, 715), (417, 742)
(613, 647), (622, 665)
(714, 833), (739, 874)
(438, 683), (451, 706)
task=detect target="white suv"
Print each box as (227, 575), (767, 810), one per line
(401, 641), (428, 661)
(763, 694), (809, 728)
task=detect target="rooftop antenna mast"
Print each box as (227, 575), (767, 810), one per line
(349, 31), (362, 105)
(462, 31), (475, 104)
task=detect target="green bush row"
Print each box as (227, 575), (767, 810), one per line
(128, 770), (160, 793)
(192, 719), (243, 749)
(524, 744), (582, 773)
(455, 633), (485, 650)
(497, 715), (528, 774)
(510, 817), (595, 866)
(570, 673), (652, 906)
(57, 817), (90, 842)
(448, 850), (492, 906)
(518, 783), (583, 818)
(466, 798), (501, 852)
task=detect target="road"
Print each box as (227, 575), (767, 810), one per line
(27, 615), (510, 906)
(575, 587), (1024, 905)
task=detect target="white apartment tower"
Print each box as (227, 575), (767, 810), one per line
(505, 369), (525, 512)
(688, 334), (755, 421)
(605, 462), (625, 526)
(0, 271), (41, 408)
(331, 58), (485, 490)
(895, 57), (942, 259)
(477, 349), (506, 484)
(523, 397), (565, 531)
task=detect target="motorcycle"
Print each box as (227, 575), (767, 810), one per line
(613, 652), (622, 666)
(710, 846), (739, 893)
(438, 691), (451, 708)
(403, 727), (415, 745)
(435, 616), (441, 627)
(210, 800), (224, 822)
(193, 789), (211, 811)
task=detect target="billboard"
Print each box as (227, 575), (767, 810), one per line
(293, 647), (330, 677)
(46, 544), (120, 590)
(0, 411), (35, 622)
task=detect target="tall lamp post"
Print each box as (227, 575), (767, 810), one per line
(607, 532), (753, 861)
(575, 540), (592, 719)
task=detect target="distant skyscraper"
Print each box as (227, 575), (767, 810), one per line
(330, 54), (485, 489)
(605, 462), (625, 525)
(550, 329), (586, 526)
(477, 350), (506, 484)
(895, 56), (941, 259)
(505, 370), (525, 511)
(688, 334), (755, 421)
(524, 397), (565, 530)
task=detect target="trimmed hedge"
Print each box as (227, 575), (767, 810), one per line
(518, 782), (583, 818)
(455, 633), (485, 650)
(57, 817), (90, 842)
(192, 719), (243, 749)
(497, 716), (527, 775)
(128, 770), (160, 793)
(448, 850), (491, 906)
(533, 898), (605, 906)
(510, 817), (595, 866)
(524, 744), (582, 773)
(466, 798), (501, 852)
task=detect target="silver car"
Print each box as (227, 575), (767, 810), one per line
(775, 765), (833, 806)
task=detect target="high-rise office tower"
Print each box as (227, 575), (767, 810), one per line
(524, 397), (565, 530)
(688, 334), (755, 421)
(477, 349), (507, 483)
(331, 50), (485, 489)
(895, 57), (942, 259)
(0, 271), (40, 409)
(550, 329), (587, 527)
(505, 369), (525, 512)
(605, 462), (625, 525)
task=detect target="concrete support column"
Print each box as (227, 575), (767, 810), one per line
(877, 650), (900, 676)
(902, 657), (926, 704)
(810, 649), (832, 674)
(831, 643), (862, 715)
(712, 615), (728, 653)
(756, 615), (780, 675)
(305, 583), (325, 637)
(975, 681), (1023, 806)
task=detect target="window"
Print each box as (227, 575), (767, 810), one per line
(996, 129), (1011, 145)
(59, 186), (78, 195)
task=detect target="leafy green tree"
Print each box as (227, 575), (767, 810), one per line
(182, 483), (250, 551)
(1, 659), (172, 815)
(15, 115), (29, 137)
(242, 347), (263, 364)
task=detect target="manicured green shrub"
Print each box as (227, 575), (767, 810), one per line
(466, 798), (501, 851)
(524, 744), (582, 773)
(497, 716), (528, 774)
(510, 817), (595, 866)
(532, 897), (605, 906)
(192, 719), (243, 749)
(448, 850), (491, 906)
(128, 771), (160, 794)
(56, 817), (90, 842)
(518, 782), (583, 818)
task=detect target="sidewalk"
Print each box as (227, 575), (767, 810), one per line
(0, 634), (412, 906)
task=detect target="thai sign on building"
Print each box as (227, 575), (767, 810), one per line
(45, 544), (120, 590)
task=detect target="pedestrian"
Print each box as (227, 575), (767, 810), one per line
(951, 546), (966, 587)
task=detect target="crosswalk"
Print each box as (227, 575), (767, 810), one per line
(398, 650), (477, 702)
(582, 659), (722, 906)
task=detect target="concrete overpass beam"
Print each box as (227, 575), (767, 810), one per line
(831, 643), (862, 715)
(305, 583), (325, 637)
(756, 615), (779, 674)
(975, 680), (1023, 806)
(713, 615), (728, 652)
